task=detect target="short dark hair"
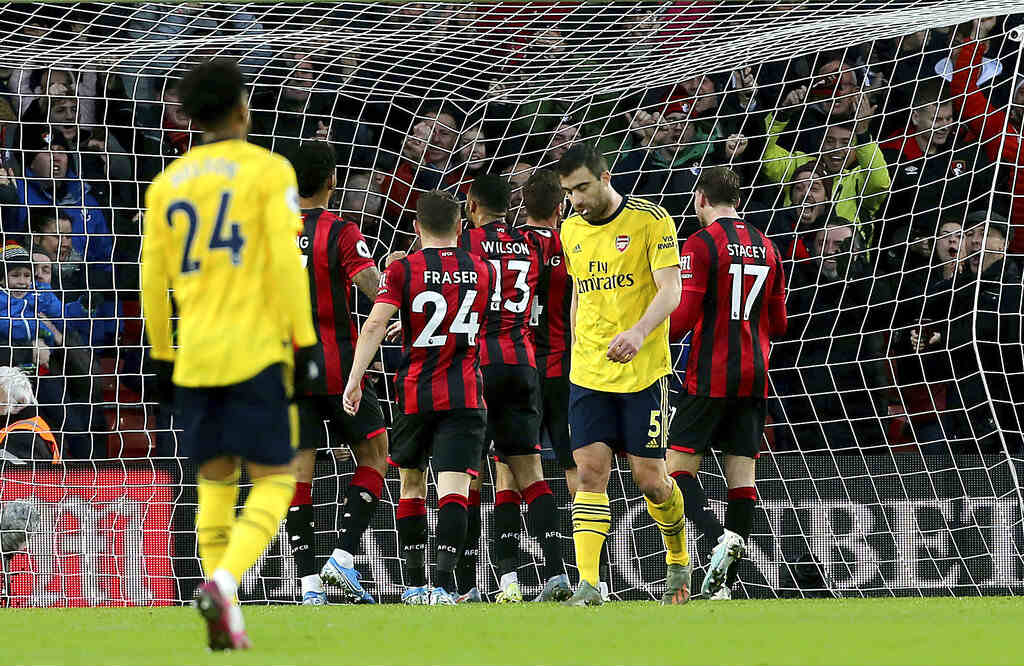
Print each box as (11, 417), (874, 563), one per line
(291, 141), (336, 198)
(177, 58), (245, 129)
(416, 190), (461, 236)
(695, 166), (741, 207)
(523, 169), (562, 221)
(911, 79), (951, 110)
(555, 142), (607, 179)
(28, 207), (66, 234)
(468, 173), (511, 214)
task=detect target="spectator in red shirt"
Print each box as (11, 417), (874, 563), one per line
(950, 21), (1024, 253)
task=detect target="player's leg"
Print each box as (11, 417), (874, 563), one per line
(212, 365), (298, 604)
(563, 384), (616, 606)
(702, 398), (765, 598)
(667, 391), (726, 548)
(543, 374), (609, 599)
(428, 408), (486, 605)
(391, 412), (431, 604)
(491, 458), (523, 602)
(287, 447), (323, 604)
(506, 453), (570, 601)
(624, 379), (690, 605)
(288, 397), (325, 605)
(456, 471), (483, 603)
(320, 388), (388, 603)
(397, 466), (430, 604)
(667, 449), (725, 547)
(718, 454), (756, 591)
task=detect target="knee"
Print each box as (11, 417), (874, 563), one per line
(354, 433), (389, 474)
(400, 469), (427, 499)
(633, 470), (669, 502)
(574, 460), (609, 492)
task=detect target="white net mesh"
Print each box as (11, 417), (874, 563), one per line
(0, 1), (1023, 605)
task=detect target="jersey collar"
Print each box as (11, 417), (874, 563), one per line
(585, 195), (628, 226)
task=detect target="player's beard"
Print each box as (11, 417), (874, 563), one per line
(580, 191), (611, 222)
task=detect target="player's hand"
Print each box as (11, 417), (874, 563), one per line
(385, 320), (403, 342)
(385, 250), (406, 268)
(607, 327), (644, 363)
(343, 379), (362, 416)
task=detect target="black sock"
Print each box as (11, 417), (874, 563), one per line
(492, 491), (521, 576)
(600, 542), (611, 591)
(435, 495), (468, 593)
(457, 490), (481, 594)
(672, 471), (725, 546)
(725, 487), (756, 588)
(337, 467), (383, 555)
(397, 499), (427, 588)
(285, 502), (316, 577)
(523, 481), (564, 580)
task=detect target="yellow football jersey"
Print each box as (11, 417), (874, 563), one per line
(142, 139), (316, 387)
(562, 196), (680, 393)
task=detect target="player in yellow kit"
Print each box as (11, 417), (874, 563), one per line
(556, 143), (691, 606)
(141, 59), (316, 650)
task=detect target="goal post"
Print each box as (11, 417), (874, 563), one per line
(0, 1), (1022, 605)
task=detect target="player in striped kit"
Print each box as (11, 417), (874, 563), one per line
(667, 167), (788, 600)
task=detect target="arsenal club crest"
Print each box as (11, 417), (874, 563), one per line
(615, 235), (630, 252)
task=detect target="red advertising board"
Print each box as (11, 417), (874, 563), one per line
(1, 467), (175, 607)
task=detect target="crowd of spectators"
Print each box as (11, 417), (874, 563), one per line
(0, 3), (1022, 459)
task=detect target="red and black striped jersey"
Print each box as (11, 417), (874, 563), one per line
(459, 221), (544, 368)
(298, 208), (376, 395)
(522, 225), (571, 378)
(376, 247), (496, 414)
(671, 217), (787, 398)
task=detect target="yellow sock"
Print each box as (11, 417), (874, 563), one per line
(196, 468), (240, 577)
(572, 491), (610, 587)
(217, 472), (296, 583)
(646, 482), (689, 566)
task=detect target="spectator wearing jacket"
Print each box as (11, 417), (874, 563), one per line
(0, 243), (63, 350)
(950, 29), (1024, 254)
(919, 212), (1024, 452)
(772, 219), (893, 451)
(10, 127), (114, 286)
(878, 81), (987, 255)
(747, 162), (831, 262)
(760, 89), (891, 247)
(135, 78), (193, 192)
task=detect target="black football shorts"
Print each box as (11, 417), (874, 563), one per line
(668, 393), (766, 459)
(295, 383), (386, 451)
(176, 363), (296, 467)
(389, 408), (487, 475)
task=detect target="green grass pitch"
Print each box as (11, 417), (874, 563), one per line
(8, 597), (1020, 665)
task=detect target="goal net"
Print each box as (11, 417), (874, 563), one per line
(0, 0), (1023, 606)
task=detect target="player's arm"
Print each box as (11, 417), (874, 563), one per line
(343, 300), (398, 415)
(608, 213), (681, 362)
(570, 279), (578, 345)
(353, 267), (381, 301)
(564, 243), (578, 345)
(267, 164), (317, 348)
(765, 254), (788, 339)
(608, 265), (681, 363)
(140, 187), (174, 362)
(670, 239), (709, 339)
